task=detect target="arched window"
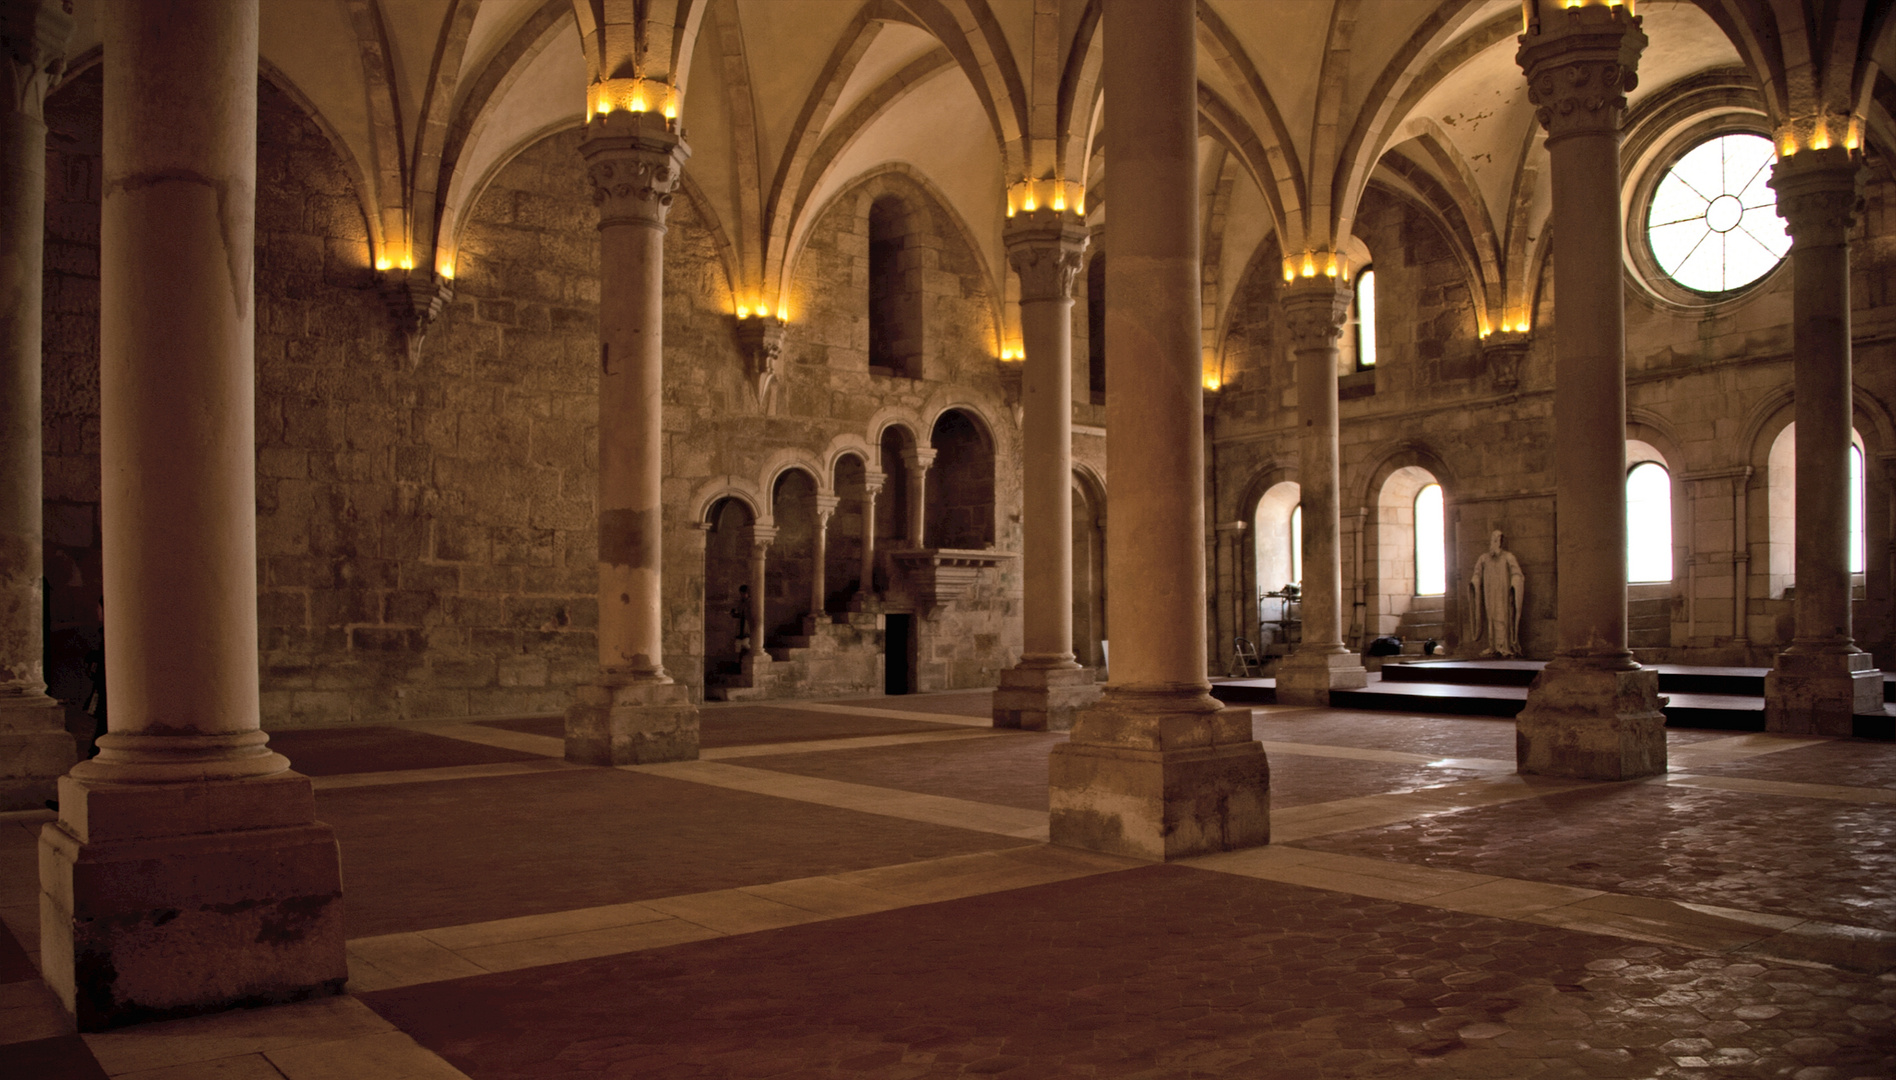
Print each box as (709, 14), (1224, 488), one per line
(1352, 267), (1377, 370)
(868, 196), (922, 378)
(1290, 504), (1304, 585)
(1851, 443), (1866, 574)
(1626, 461), (1673, 583)
(1414, 483), (1444, 595)
(1086, 253), (1106, 402)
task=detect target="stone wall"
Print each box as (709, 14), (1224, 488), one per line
(1209, 168), (1896, 670)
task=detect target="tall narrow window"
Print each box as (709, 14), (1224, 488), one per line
(1414, 483), (1445, 595)
(1353, 268), (1377, 369)
(1290, 504), (1304, 585)
(1626, 462), (1673, 583)
(1851, 443), (1866, 574)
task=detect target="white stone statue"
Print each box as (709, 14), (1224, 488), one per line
(1467, 528), (1524, 658)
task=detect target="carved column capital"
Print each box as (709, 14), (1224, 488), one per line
(1516, 5), (1644, 143)
(814, 495), (841, 521)
(1769, 147), (1865, 248)
(1, 0), (73, 121)
(902, 448), (937, 473)
(746, 525), (778, 553)
(579, 110), (690, 230)
(1003, 209), (1090, 303)
(1278, 278), (1351, 353)
(862, 470), (886, 497)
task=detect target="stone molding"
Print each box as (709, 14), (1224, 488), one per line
(579, 111), (690, 231)
(1003, 209), (1090, 303)
(1769, 147), (1865, 248)
(1516, 5), (1645, 144)
(902, 448), (937, 472)
(1278, 279), (1351, 352)
(0, 0), (71, 121)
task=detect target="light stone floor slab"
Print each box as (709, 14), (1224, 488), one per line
(701, 728), (1001, 759)
(1255, 739), (1513, 770)
(1666, 732), (1828, 768)
(1268, 773), (1596, 843)
(760, 701), (997, 727)
(624, 758), (1051, 839)
(82, 994), (468, 1079)
(310, 758), (583, 791)
(410, 723), (565, 757)
(1661, 771), (1896, 804)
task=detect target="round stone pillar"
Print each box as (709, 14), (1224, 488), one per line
(810, 495), (839, 620)
(1048, 0), (1267, 861)
(564, 109), (697, 765)
(38, 0), (345, 1029)
(902, 449), (934, 547)
(1274, 279), (1369, 704)
(854, 472), (883, 604)
(1513, 2), (1665, 780)
(1764, 146), (1882, 733)
(994, 209), (1099, 730)
(0, 0), (77, 809)
(743, 526), (776, 676)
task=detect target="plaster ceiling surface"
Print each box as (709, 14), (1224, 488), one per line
(1202, 0), (1338, 167)
(680, 20), (740, 272)
(988, 0), (1035, 104)
(1623, 0), (1742, 110)
(827, 21), (943, 139)
(1327, 1), (1459, 135)
(379, 0), (454, 142)
(1218, 168), (1274, 318)
(734, 0), (869, 190)
(258, 1), (375, 188)
(1400, 32), (1537, 239)
(790, 63), (1004, 302)
(460, 0), (549, 109)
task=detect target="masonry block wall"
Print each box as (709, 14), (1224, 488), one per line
(40, 73), (1023, 728)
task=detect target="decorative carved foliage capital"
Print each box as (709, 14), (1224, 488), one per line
(733, 314), (788, 409)
(1278, 279), (1351, 353)
(579, 112), (690, 230)
(1769, 147), (1865, 247)
(1516, 7), (1645, 141)
(1003, 211), (1090, 302)
(1, 0), (73, 121)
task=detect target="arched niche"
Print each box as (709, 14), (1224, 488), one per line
(1370, 466), (1443, 638)
(1766, 423), (1868, 598)
(704, 497), (757, 672)
(926, 408), (995, 549)
(769, 469), (820, 638)
(868, 194), (924, 378)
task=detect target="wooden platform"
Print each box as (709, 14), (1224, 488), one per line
(1213, 659), (1896, 737)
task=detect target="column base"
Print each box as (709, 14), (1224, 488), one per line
(1273, 649), (1369, 705)
(1764, 648), (1882, 736)
(1050, 687), (1268, 861)
(38, 771), (345, 1031)
(566, 679), (698, 765)
(1516, 660), (1666, 780)
(0, 693), (78, 810)
(993, 663), (1099, 731)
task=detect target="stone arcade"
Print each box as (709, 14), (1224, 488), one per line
(1, 0), (1893, 1074)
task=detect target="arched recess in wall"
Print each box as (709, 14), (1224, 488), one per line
(926, 409), (996, 549)
(868, 195), (924, 378)
(704, 497), (757, 676)
(1369, 467), (1445, 638)
(829, 452), (871, 610)
(1625, 439), (1674, 585)
(770, 469), (821, 639)
(876, 423), (918, 564)
(1072, 467), (1107, 668)
(1765, 423), (1869, 597)
(1254, 481), (1302, 647)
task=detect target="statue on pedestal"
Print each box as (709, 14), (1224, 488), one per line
(1467, 529), (1524, 658)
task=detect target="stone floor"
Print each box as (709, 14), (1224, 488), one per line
(0, 695), (1891, 1078)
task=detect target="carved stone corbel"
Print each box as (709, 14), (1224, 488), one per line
(734, 314), (787, 411)
(377, 270), (455, 368)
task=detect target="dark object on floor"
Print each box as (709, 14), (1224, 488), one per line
(1366, 636), (1403, 657)
(1424, 638), (1440, 656)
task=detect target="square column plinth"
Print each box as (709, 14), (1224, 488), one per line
(1516, 663), (1666, 780)
(38, 771), (345, 1030)
(1050, 694), (1269, 861)
(994, 666), (1100, 732)
(566, 679), (698, 765)
(1765, 650), (1882, 736)
(0, 697), (77, 810)
(1273, 650), (1369, 706)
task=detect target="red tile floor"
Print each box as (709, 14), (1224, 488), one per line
(1, 692), (1892, 1079)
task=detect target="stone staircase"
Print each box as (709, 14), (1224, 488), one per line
(1629, 592), (1671, 654)
(1393, 594), (1447, 656)
(705, 612), (883, 701)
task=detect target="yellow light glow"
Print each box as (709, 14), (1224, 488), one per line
(438, 263), (455, 281)
(1300, 253), (1317, 278)
(1780, 133), (1798, 157)
(775, 306), (787, 321)
(737, 306), (751, 319)
(1323, 253), (1339, 278)
(663, 102), (678, 120)
(1845, 121), (1861, 151)
(1203, 375), (1221, 391)
(1811, 123), (1831, 151)
(374, 258), (391, 272)
(398, 257), (414, 271)
(596, 102), (610, 116)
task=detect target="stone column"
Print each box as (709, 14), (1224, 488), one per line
(1764, 146), (1882, 732)
(994, 208), (1099, 730)
(38, 0), (346, 1029)
(809, 495), (838, 621)
(903, 448), (935, 547)
(743, 526), (776, 671)
(565, 108), (696, 765)
(1276, 280), (1369, 702)
(1513, 2), (1665, 779)
(1049, 0), (1267, 861)
(0, 0), (76, 810)
(855, 471), (883, 602)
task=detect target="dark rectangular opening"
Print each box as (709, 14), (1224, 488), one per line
(883, 614), (912, 695)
